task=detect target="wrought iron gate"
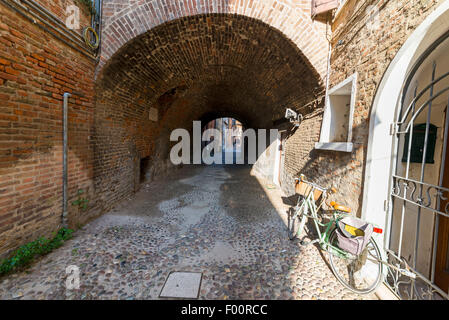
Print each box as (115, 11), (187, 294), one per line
(386, 30), (449, 300)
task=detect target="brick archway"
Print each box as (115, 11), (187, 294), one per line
(98, 0), (329, 78)
(94, 13), (325, 213)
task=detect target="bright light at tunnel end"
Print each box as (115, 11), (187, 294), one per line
(170, 121), (278, 165)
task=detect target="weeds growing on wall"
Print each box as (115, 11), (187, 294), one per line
(72, 189), (89, 211)
(0, 228), (73, 276)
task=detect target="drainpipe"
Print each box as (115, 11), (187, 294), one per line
(324, 13), (332, 99)
(62, 92), (71, 228)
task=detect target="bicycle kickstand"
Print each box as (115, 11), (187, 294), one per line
(299, 239), (320, 247)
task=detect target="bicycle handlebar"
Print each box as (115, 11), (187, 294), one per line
(295, 174), (335, 194)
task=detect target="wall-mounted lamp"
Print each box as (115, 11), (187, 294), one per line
(285, 108), (303, 127)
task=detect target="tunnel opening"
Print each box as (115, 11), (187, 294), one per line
(94, 13), (324, 213)
(202, 117), (244, 165)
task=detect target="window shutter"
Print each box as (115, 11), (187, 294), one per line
(311, 0), (339, 18)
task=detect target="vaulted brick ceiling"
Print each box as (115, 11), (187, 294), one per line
(97, 14), (324, 128)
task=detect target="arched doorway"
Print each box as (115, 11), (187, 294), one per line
(363, 1), (449, 299)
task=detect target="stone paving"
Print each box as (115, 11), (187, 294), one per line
(0, 165), (377, 300)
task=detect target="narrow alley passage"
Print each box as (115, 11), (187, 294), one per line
(0, 166), (377, 300)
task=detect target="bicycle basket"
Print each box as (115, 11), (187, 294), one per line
(295, 180), (322, 201)
(336, 216), (373, 256)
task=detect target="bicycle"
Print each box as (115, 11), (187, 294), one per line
(287, 174), (387, 294)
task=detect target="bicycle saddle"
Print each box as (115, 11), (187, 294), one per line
(330, 201), (352, 213)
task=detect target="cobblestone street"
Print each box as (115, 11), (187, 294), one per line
(0, 166), (377, 300)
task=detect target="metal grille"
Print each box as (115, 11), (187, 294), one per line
(387, 32), (449, 300)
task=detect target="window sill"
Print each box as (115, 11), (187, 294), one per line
(315, 142), (353, 152)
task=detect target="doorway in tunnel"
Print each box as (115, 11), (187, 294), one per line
(202, 118), (244, 165)
(140, 156), (151, 183)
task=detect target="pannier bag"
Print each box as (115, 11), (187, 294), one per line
(336, 216), (373, 256)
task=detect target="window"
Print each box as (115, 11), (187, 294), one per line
(315, 73), (357, 152)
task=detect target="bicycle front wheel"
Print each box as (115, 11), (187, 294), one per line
(328, 228), (383, 294)
(288, 197), (307, 240)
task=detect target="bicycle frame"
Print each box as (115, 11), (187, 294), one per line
(291, 177), (399, 294)
(293, 185), (353, 259)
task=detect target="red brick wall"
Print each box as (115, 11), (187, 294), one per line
(34, 0), (92, 34)
(0, 3), (95, 256)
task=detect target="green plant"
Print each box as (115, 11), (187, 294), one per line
(72, 189), (89, 211)
(0, 228), (73, 276)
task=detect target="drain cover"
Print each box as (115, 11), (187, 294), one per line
(159, 271), (203, 299)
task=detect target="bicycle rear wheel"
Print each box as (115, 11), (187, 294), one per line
(328, 228), (383, 294)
